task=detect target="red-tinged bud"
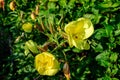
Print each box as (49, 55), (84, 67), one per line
(0, 0), (4, 10)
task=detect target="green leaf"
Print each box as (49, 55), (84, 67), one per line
(96, 51), (109, 61)
(97, 75), (111, 80)
(99, 1), (112, 8)
(110, 53), (118, 62)
(114, 30), (120, 36)
(72, 47), (81, 53)
(94, 44), (103, 52)
(94, 29), (107, 40)
(99, 60), (111, 67)
(49, 0), (58, 2)
(96, 51), (111, 67)
(68, 0), (76, 8)
(58, 0), (67, 8)
(106, 67), (111, 74)
(105, 24), (113, 37)
(112, 2), (120, 8)
(112, 78), (119, 80)
(111, 65), (118, 75)
(24, 77), (29, 80)
(117, 23), (120, 29)
(48, 2), (56, 12)
(102, 75), (111, 80)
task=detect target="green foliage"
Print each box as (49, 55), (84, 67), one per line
(0, 0), (120, 80)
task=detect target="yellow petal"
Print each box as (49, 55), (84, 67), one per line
(67, 34), (74, 47)
(44, 69), (59, 76)
(77, 18), (94, 39)
(64, 20), (84, 35)
(65, 20), (85, 47)
(64, 21), (76, 34)
(72, 39), (90, 50)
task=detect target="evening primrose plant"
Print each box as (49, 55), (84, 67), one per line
(64, 17), (94, 50)
(2, 0), (120, 80)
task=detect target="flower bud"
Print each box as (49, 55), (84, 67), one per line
(31, 12), (36, 20)
(22, 22), (32, 33)
(10, 1), (16, 11)
(35, 5), (39, 15)
(35, 52), (60, 76)
(63, 62), (70, 80)
(0, 0), (4, 10)
(25, 40), (39, 54)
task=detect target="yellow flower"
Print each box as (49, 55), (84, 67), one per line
(64, 18), (94, 50)
(35, 52), (60, 76)
(22, 23), (32, 33)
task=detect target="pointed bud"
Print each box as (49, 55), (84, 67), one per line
(35, 5), (39, 15)
(31, 12), (36, 20)
(14, 36), (21, 43)
(10, 1), (16, 11)
(63, 62), (70, 80)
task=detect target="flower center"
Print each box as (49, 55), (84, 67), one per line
(75, 36), (78, 39)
